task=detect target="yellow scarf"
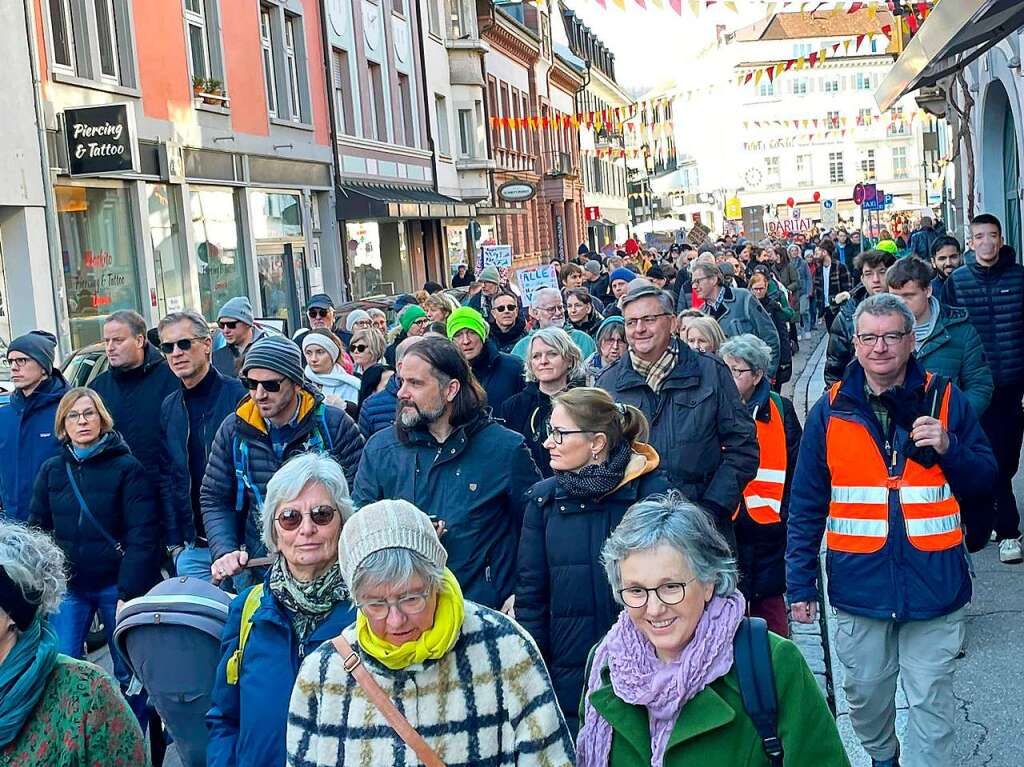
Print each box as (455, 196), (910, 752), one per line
(356, 568), (465, 670)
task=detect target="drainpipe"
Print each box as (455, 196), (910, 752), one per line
(22, 0), (71, 355)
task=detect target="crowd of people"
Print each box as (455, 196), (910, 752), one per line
(0, 211), (1016, 767)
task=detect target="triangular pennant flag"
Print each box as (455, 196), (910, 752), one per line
(881, 24), (892, 37)
(669, 0), (682, 13)
(856, 33), (866, 49)
(754, 69), (764, 85)
(844, 40), (851, 54)
(832, 43), (841, 54)
(808, 52), (818, 66)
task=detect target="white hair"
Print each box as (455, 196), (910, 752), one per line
(262, 453), (354, 554)
(0, 522), (67, 617)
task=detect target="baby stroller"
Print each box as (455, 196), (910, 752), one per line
(114, 576), (234, 767)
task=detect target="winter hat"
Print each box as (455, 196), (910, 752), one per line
(646, 265), (666, 280)
(446, 307), (489, 342)
(876, 239), (899, 255)
(338, 499), (447, 589)
(477, 266), (501, 285)
(301, 330), (342, 363)
(609, 267), (637, 286)
(345, 309), (372, 332)
(307, 293), (335, 311)
(398, 304), (428, 333)
(8, 330), (57, 374)
(595, 315), (625, 337)
(218, 296), (254, 326)
(578, 242), (590, 256)
(241, 334), (304, 383)
(393, 294), (419, 313)
(585, 259), (602, 276)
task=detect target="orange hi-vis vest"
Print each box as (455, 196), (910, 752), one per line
(740, 393), (787, 525)
(824, 377), (963, 554)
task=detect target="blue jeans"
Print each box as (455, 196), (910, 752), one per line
(174, 542), (213, 582)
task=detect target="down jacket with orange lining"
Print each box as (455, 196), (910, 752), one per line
(786, 358), (997, 621)
(515, 442), (672, 732)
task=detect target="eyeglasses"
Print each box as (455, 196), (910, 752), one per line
(412, 317), (429, 326)
(600, 337), (626, 347)
(218, 320), (239, 330)
(65, 408), (98, 422)
(7, 357), (33, 369)
(357, 590), (432, 620)
(536, 304), (564, 315)
(308, 308), (331, 319)
(352, 320), (372, 329)
(728, 366), (753, 377)
(350, 344), (368, 353)
(855, 331), (910, 347)
(242, 376), (287, 392)
(274, 505), (338, 531)
(624, 313), (671, 329)
(493, 304), (517, 313)
(544, 424), (592, 445)
(160, 338), (203, 354)
(619, 578), (697, 609)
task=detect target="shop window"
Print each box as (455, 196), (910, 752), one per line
(147, 184), (190, 318)
(332, 48), (356, 136)
(190, 187), (247, 321)
(435, 94), (451, 156)
(56, 185), (143, 349)
(251, 192), (307, 333)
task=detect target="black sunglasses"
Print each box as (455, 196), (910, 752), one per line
(242, 376), (287, 392)
(274, 505), (337, 531)
(160, 337), (203, 354)
(494, 304), (517, 312)
(307, 308), (331, 318)
(218, 320), (239, 330)
(350, 344), (368, 353)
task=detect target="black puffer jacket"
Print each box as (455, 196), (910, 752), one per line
(516, 444), (671, 732)
(470, 339), (525, 414)
(29, 433), (161, 600)
(824, 283), (868, 386)
(90, 343), (179, 474)
(500, 381), (582, 478)
(489, 315), (528, 354)
(942, 246), (1024, 388)
(200, 386), (365, 561)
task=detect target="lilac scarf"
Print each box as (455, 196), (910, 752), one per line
(576, 592), (747, 767)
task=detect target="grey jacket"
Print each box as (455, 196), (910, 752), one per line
(703, 286), (781, 377)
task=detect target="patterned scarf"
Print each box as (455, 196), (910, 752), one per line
(630, 341), (678, 393)
(268, 558), (349, 644)
(555, 440), (633, 499)
(577, 592), (747, 767)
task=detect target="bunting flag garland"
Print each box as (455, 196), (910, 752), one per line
(560, 0), (934, 20)
(487, 97), (676, 133)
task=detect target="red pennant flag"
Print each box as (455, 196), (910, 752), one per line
(744, 72), (753, 84)
(832, 43), (841, 53)
(634, 0), (646, 7)
(808, 52), (818, 67)
(669, 0), (682, 12)
(881, 24), (892, 36)
(907, 13), (919, 34)
(848, 2), (864, 13)
(784, 59), (795, 71)
(766, 66), (775, 83)
(856, 33), (866, 49)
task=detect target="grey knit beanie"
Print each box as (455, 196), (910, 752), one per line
(584, 259), (602, 276)
(241, 334), (304, 383)
(218, 296), (254, 325)
(338, 499), (447, 588)
(8, 331), (57, 374)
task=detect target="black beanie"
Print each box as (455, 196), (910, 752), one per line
(8, 330), (57, 374)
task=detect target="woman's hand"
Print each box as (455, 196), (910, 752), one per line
(211, 550), (249, 584)
(791, 601), (817, 623)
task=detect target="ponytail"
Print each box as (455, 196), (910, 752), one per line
(554, 388), (650, 450)
(618, 403), (649, 445)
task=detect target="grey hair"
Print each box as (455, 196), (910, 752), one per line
(351, 547), (445, 603)
(620, 285), (675, 314)
(691, 261), (723, 286)
(367, 307), (387, 320)
(262, 453), (354, 554)
(396, 334), (426, 362)
(106, 309), (147, 338)
(159, 310), (211, 339)
(602, 491), (738, 601)
(595, 320), (626, 345)
(720, 334), (772, 375)
(524, 327), (584, 383)
(854, 292), (915, 334)
(532, 287), (563, 308)
(0, 521), (67, 617)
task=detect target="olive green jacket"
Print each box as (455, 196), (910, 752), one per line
(580, 633), (850, 766)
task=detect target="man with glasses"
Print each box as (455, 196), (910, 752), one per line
(788, 293), (997, 767)
(0, 331), (68, 520)
(510, 288), (596, 361)
(157, 310), (246, 580)
(306, 294), (337, 332)
(213, 296), (265, 379)
(447, 307), (524, 413)
(201, 335), (364, 586)
(598, 281), (757, 546)
(90, 309), (179, 482)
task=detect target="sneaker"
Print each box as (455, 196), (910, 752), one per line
(999, 537), (1023, 564)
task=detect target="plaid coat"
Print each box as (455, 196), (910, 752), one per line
(286, 600), (575, 767)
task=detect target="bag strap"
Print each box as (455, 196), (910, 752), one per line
(226, 584), (264, 685)
(65, 461), (123, 555)
(733, 617), (783, 766)
(331, 634), (446, 767)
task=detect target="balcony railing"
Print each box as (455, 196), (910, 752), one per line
(544, 150), (574, 178)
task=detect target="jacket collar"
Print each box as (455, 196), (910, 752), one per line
(472, 339), (498, 372)
(12, 372), (68, 414)
(616, 343), (705, 392)
(110, 343), (167, 380)
(833, 357), (928, 414)
(747, 378), (773, 422)
(235, 386), (321, 436)
(402, 411), (489, 449)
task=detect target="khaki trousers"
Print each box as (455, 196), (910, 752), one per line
(833, 607), (966, 767)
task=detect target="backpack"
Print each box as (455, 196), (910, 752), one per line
(733, 617), (783, 766)
(225, 584), (265, 685)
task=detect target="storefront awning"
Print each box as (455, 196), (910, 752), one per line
(876, 0), (1024, 111)
(336, 184), (475, 221)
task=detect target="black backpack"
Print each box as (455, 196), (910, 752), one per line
(733, 617), (783, 766)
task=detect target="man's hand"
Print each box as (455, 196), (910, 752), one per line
(911, 415), (950, 455)
(211, 550), (249, 585)
(791, 601), (818, 624)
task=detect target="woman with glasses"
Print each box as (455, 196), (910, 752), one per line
(720, 335), (802, 637)
(348, 328), (392, 409)
(584, 316), (627, 385)
(208, 453), (356, 767)
(302, 329), (361, 410)
(488, 288), (528, 353)
(28, 387), (161, 721)
(500, 327), (584, 477)
(286, 498), (574, 766)
(566, 287), (605, 338)
(747, 271), (794, 389)
(576, 492), (847, 767)
(684, 315), (727, 355)
(423, 292), (460, 324)
(515, 387), (670, 732)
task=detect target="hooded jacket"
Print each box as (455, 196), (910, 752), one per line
(200, 386), (365, 561)
(702, 285), (781, 378)
(516, 443), (671, 731)
(915, 302), (993, 416)
(941, 246), (1024, 389)
(352, 413), (542, 609)
(90, 343), (180, 476)
(29, 433), (162, 600)
(470, 339), (525, 414)
(0, 373), (69, 521)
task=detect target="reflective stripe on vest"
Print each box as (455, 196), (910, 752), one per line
(742, 395), (787, 525)
(824, 377), (963, 554)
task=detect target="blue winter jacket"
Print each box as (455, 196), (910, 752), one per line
(206, 574), (356, 767)
(786, 359), (997, 621)
(353, 414), (542, 608)
(357, 374), (398, 438)
(470, 338), (525, 414)
(0, 374), (69, 521)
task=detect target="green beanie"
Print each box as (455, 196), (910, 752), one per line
(398, 304), (427, 333)
(446, 306), (489, 341)
(876, 239), (899, 255)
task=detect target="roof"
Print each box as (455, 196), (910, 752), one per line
(757, 8), (896, 40)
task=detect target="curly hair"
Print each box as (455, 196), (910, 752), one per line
(0, 521), (67, 616)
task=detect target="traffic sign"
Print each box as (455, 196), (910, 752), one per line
(820, 199), (838, 228)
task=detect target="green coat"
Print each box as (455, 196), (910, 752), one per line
(916, 304), (993, 416)
(581, 633), (850, 766)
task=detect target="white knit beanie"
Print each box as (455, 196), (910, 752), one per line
(338, 500), (447, 588)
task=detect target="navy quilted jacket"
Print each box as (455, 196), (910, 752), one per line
(942, 246), (1024, 388)
(357, 374), (398, 438)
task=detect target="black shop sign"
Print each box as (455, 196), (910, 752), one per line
(64, 103), (139, 177)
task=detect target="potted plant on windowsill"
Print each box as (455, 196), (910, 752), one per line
(192, 75), (205, 98)
(202, 79), (224, 105)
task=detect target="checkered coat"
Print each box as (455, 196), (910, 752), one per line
(286, 600), (576, 767)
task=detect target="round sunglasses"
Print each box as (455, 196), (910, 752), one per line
(274, 505), (338, 531)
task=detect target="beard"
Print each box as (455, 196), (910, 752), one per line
(398, 399), (447, 429)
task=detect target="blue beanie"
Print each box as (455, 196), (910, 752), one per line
(609, 267), (637, 285)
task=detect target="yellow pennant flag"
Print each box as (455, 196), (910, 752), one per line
(688, 0), (700, 15)
(796, 56), (806, 70)
(754, 69), (764, 86)
(649, 0), (664, 8)
(844, 40), (851, 54)
(775, 63), (784, 79)
(766, 2), (777, 17)
(867, 2), (878, 19)
(611, 0), (626, 9)
(724, 0), (738, 12)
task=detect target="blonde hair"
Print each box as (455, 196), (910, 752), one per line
(524, 327), (584, 383)
(424, 292), (459, 318)
(686, 316), (727, 354)
(54, 387), (114, 442)
(350, 328), (386, 365)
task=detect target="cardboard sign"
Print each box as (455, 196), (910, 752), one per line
(687, 221), (711, 246)
(742, 205), (766, 241)
(515, 265), (559, 306)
